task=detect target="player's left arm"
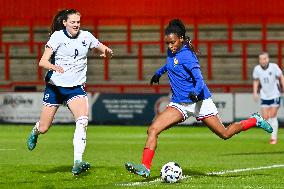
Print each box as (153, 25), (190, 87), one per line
(279, 73), (284, 92)
(182, 63), (205, 95)
(95, 43), (114, 59)
(88, 31), (113, 59)
(275, 64), (284, 92)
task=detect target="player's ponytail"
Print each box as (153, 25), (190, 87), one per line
(165, 19), (200, 58)
(49, 9), (80, 37)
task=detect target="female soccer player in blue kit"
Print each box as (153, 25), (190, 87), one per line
(26, 9), (113, 175)
(125, 19), (273, 178)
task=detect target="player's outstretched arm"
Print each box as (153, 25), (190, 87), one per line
(96, 43), (114, 59)
(150, 74), (160, 85)
(150, 64), (167, 85)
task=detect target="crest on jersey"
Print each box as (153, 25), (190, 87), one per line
(82, 40), (87, 47)
(174, 57), (179, 66)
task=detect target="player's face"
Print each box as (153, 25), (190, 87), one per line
(165, 33), (184, 54)
(259, 54), (269, 68)
(63, 13), (81, 37)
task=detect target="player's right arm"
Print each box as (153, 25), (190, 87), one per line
(39, 46), (64, 73)
(253, 79), (260, 102)
(252, 66), (260, 102)
(150, 64), (167, 85)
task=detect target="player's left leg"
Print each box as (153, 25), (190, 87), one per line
(203, 113), (272, 140)
(203, 115), (245, 139)
(68, 96), (90, 175)
(268, 106), (279, 144)
(200, 98), (272, 139)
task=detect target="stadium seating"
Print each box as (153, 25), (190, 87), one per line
(1, 21), (284, 92)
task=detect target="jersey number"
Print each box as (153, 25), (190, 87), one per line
(74, 49), (79, 59)
(263, 77), (269, 84)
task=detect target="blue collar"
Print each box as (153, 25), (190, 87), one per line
(63, 29), (80, 39)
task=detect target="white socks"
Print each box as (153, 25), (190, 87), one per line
(269, 117), (278, 140)
(73, 116), (88, 163)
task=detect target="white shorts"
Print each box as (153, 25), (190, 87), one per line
(168, 98), (218, 121)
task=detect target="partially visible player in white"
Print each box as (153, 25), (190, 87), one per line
(253, 52), (284, 144)
(26, 9), (113, 175)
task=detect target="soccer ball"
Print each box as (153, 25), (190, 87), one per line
(160, 162), (182, 183)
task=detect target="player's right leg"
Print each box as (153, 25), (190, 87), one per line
(125, 106), (183, 178)
(27, 84), (61, 151)
(27, 105), (58, 150)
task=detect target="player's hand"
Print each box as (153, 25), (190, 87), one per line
(150, 74), (160, 85)
(253, 93), (259, 102)
(100, 48), (113, 59)
(53, 65), (64, 73)
(188, 91), (199, 102)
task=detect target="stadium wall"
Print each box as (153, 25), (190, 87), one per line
(2, 0), (284, 24)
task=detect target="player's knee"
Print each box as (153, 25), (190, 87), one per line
(147, 126), (160, 136)
(218, 131), (231, 140)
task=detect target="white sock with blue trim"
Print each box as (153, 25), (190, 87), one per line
(73, 116), (88, 163)
(270, 117), (278, 140)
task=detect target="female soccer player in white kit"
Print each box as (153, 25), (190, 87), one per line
(253, 52), (284, 144)
(26, 9), (113, 175)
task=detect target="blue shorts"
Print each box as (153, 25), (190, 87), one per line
(43, 84), (87, 107)
(260, 97), (281, 107)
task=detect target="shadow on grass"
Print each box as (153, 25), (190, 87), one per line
(32, 165), (71, 174)
(221, 151), (284, 156)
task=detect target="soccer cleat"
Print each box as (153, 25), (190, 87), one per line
(125, 162), (150, 178)
(251, 112), (273, 133)
(27, 130), (38, 151)
(269, 139), (277, 144)
(72, 160), (91, 175)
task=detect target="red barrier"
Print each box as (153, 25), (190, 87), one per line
(2, 39), (284, 86)
(0, 82), (252, 93)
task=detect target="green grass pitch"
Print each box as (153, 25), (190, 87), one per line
(0, 125), (284, 188)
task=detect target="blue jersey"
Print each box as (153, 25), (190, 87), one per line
(155, 45), (212, 103)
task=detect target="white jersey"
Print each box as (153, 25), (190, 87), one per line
(45, 29), (100, 87)
(253, 63), (282, 100)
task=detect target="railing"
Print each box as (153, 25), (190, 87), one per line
(2, 39), (284, 83)
(0, 81), (252, 93)
(1, 16), (284, 92)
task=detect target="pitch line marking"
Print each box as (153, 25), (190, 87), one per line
(117, 164), (284, 186)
